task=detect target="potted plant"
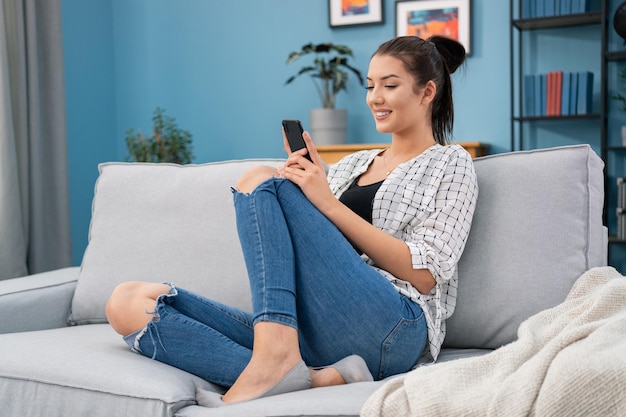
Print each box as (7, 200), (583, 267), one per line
(285, 42), (364, 145)
(125, 107), (194, 164)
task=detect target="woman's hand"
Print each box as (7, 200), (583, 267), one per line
(279, 131), (338, 214)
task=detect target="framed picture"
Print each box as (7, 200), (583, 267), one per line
(329, 0), (384, 27)
(395, 0), (471, 55)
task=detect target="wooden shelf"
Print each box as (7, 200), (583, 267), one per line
(316, 142), (489, 165)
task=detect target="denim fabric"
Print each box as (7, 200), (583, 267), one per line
(126, 177), (427, 386)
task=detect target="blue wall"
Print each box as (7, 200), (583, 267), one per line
(62, 0), (511, 264)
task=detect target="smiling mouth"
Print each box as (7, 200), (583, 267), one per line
(375, 111), (391, 118)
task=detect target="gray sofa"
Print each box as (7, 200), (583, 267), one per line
(0, 144), (607, 417)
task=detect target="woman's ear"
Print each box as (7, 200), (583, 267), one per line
(421, 80), (437, 105)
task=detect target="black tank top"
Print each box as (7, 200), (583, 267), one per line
(339, 177), (384, 224)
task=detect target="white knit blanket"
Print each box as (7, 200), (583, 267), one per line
(361, 267), (626, 417)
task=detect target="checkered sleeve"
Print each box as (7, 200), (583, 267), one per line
(405, 147), (478, 284)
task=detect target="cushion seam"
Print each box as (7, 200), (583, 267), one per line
(0, 280), (77, 297)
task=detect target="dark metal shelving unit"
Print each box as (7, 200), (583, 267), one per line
(510, 0), (626, 260)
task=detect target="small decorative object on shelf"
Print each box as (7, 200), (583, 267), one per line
(614, 1), (626, 43)
(125, 107), (194, 164)
(285, 42), (364, 145)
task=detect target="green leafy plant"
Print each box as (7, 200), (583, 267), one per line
(285, 42), (364, 109)
(125, 107), (193, 164)
(613, 67), (626, 112)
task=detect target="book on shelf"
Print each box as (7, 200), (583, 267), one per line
(554, 71), (563, 116)
(524, 74), (535, 117)
(534, 0), (545, 18)
(561, 72), (571, 116)
(618, 207), (626, 240)
(531, 73), (544, 117)
(569, 72), (578, 115)
(577, 71), (593, 114)
(546, 72), (555, 116)
(578, 0), (602, 13)
(547, 71), (563, 116)
(540, 74), (547, 116)
(545, 0), (555, 17)
(523, 0), (534, 18)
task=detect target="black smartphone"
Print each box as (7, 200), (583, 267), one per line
(282, 119), (312, 161)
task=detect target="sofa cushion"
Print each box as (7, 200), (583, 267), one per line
(444, 145), (607, 349)
(70, 160), (283, 325)
(0, 324), (221, 417)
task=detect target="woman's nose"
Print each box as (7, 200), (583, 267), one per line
(367, 88), (383, 106)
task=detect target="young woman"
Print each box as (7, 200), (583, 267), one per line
(105, 35), (478, 406)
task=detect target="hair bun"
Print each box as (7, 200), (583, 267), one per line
(427, 36), (466, 74)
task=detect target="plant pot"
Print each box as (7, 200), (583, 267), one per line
(309, 108), (348, 146)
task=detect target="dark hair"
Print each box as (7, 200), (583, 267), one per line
(373, 36), (466, 145)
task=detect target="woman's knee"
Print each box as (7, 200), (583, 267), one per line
(106, 281), (139, 327)
(106, 281), (168, 335)
(235, 165), (278, 193)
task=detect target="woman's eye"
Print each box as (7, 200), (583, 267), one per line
(385, 85), (397, 89)
(365, 86), (374, 91)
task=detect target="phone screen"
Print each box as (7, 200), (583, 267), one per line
(282, 119), (312, 161)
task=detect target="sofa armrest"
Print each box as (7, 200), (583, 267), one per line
(0, 267), (79, 334)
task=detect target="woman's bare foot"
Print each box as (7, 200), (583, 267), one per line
(222, 355), (303, 403)
(310, 355), (374, 388)
(310, 367), (346, 388)
(222, 322), (305, 403)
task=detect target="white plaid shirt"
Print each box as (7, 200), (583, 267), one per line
(327, 144), (478, 361)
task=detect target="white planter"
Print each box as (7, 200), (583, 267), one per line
(309, 108), (347, 146)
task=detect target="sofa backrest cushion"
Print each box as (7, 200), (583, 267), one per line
(69, 159), (283, 325)
(444, 144), (607, 349)
(71, 146), (607, 352)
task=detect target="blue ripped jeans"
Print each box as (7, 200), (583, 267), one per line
(124, 177), (427, 387)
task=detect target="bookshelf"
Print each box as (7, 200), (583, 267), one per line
(510, 0), (626, 271)
(510, 8), (603, 151)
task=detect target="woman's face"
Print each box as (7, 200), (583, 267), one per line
(366, 54), (432, 136)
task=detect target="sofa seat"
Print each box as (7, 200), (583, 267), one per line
(0, 317), (490, 417)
